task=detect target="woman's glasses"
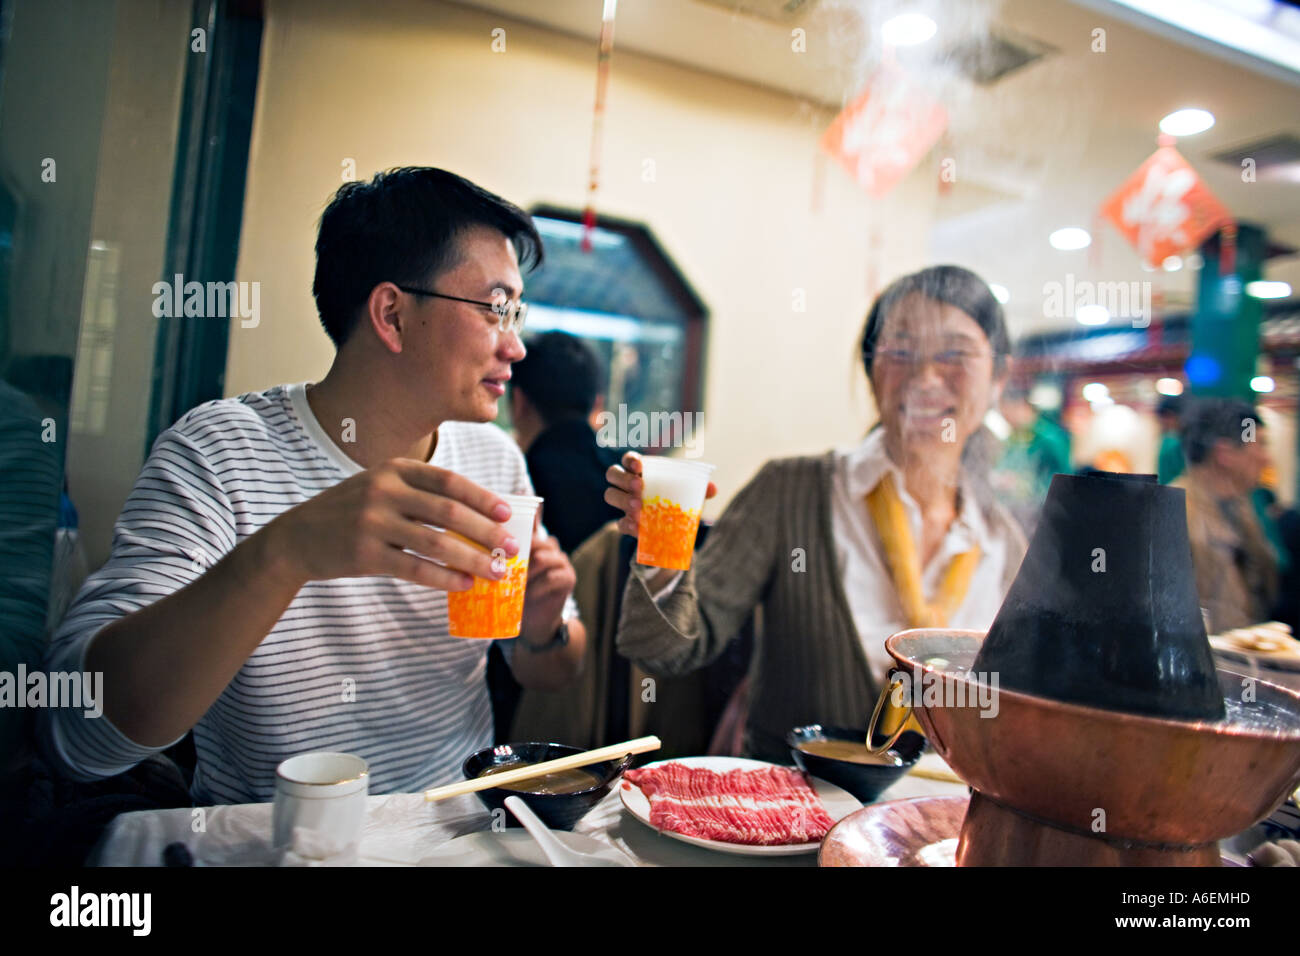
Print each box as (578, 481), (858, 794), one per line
(396, 284), (528, 336)
(872, 346), (990, 370)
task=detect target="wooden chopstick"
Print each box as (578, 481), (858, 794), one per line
(423, 735), (662, 802)
(908, 765), (966, 785)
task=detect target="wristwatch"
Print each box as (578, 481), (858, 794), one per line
(523, 620), (570, 653)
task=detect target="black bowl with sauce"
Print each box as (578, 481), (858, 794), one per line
(787, 724), (924, 804)
(462, 742), (632, 831)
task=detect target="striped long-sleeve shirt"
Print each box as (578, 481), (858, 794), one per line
(41, 383), (565, 804)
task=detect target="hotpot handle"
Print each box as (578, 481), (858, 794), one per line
(865, 669), (913, 755)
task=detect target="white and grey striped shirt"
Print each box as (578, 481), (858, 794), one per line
(42, 382), (566, 804)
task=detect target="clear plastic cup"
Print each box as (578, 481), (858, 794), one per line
(447, 494), (542, 639)
(636, 457), (715, 570)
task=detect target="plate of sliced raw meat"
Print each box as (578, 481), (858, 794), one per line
(619, 757), (862, 855)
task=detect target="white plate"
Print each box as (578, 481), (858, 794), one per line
(416, 830), (635, 867)
(619, 756), (862, 856)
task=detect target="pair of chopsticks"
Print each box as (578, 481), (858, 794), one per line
(424, 735), (661, 801)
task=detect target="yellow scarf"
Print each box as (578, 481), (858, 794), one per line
(865, 471), (981, 736)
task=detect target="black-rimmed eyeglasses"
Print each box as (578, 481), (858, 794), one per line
(396, 285), (528, 336)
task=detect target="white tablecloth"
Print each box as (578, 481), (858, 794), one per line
(92, 765), (967, 867)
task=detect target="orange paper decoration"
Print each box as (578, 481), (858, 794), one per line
(821, 67), (948, 199)
(1100, 145), (1233, 269)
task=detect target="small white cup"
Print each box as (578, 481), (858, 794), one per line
(272, 752), (369, 858)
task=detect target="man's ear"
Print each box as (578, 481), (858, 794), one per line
(366, 282), (405, 354)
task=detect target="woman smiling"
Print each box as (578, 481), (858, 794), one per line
(605, 265), (1028, 762)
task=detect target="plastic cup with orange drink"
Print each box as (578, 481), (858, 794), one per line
(635, 457), (715, 570)
(446, 493), (542, 639)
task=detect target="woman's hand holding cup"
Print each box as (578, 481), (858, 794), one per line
(605, 451), (718, 593)
(605, 451), (718, 536)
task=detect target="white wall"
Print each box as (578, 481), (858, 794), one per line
(226, 0), (939, 512)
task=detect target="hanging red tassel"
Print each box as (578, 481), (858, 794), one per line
(581, 0), (618, 254)
(1219, 222), (1237, 277)
(866, 225), (883, 301)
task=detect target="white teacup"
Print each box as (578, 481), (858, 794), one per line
(272, 752), (369, 859)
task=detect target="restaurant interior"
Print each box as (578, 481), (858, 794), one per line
(3, 0), (1300, 883)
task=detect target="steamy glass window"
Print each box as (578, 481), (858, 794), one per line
(516, 211), (707, 447)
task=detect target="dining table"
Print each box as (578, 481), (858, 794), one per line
(91, 755), (969, 867)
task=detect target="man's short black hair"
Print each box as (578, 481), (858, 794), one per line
(511, 331), (600, 425)
(312, 167), (543, 346)
(1180, 397), (1261, 465)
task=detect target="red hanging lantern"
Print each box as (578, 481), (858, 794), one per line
(821, 65), (948, 199)
(1099, 144), (1232, 269)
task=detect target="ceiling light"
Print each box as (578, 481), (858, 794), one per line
(882, 13), (937, 46)
(1076, 304), (1110, 326)
(1155, 378), (1184, 396)
(1245, 280), (1292, 299)
(1162, 255), (1183, 272)
(1050, 227), (1091, 251)
(1159, 108), (1215, 137)
(1250, 375), (1275, 393)
(1082, 382), (1110, 402)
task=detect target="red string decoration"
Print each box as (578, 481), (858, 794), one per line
(1219, 222), (1238, 278)
(581, 0), (618, 253)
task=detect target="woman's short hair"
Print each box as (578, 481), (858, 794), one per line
(859, 265), (1010, 377)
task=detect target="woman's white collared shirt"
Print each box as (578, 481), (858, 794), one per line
(830, 428), (1024, 683)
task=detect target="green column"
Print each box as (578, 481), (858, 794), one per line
(1188, 223), (1265, 398)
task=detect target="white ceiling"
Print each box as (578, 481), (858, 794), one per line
(447, 0), (1300, 336)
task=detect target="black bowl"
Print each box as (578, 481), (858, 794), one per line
(787, 724), (924, 804)
(461, 742), (631, 831)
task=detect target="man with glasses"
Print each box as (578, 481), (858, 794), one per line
(41, 167), (586, 805)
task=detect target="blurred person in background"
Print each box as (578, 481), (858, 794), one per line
(491, 331), (623, 738)
(1251, 480), (1296, 631)
(0, 376), (60, 776)
(509, 331), (623, 553)
(1273, 501), (1300, 632)
(992, 383), (1070, 535)
(1174, 397), (1277, 633)
(1156, 394), (1185, 484)
(604, 265), (1027, 761)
